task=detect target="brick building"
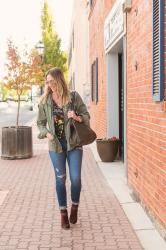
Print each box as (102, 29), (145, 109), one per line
(89, 0), (166, 236)
(68, 0), (91, 107)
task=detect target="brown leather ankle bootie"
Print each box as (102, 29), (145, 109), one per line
(70, 204), (78, 224)
(60, 209), (70, 229)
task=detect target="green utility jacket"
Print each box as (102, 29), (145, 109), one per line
(37, 91), (90, 152)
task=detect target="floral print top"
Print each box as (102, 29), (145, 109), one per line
(52, 100), (65, 139)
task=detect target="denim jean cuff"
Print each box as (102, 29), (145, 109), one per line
(59, 206), (67, 210)
(72, 202), (79, 206)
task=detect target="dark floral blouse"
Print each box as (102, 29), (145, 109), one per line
(52, 101), (65, 139)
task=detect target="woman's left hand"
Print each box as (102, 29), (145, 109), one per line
(67, 110), (82, 122)
(67, 110), (77, 119)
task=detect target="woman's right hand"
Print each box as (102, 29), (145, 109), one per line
(46, 132), (54, 141)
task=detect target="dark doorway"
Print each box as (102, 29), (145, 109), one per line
(118, 53), (124, 161)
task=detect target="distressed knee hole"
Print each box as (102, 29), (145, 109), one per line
(57, 174), (66, 179)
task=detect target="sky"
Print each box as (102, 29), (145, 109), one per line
(0, 0), (74, 78)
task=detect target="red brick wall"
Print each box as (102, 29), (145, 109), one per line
(164, 1), (166, 97)
(89, 0), (116, 138)
(90, 0), (166, 231)
(127, 0), (166, 229)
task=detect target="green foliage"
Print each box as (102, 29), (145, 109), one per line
(41, 0), (68, 73)
(0, 82), (8, 101)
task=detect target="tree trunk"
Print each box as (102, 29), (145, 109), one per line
(16, 95), (21, 127)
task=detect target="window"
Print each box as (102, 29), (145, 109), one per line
(152, 0), (164, 101)
(91, 58), (98, 103)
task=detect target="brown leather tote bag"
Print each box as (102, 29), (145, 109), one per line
(70, 92), (97, 147)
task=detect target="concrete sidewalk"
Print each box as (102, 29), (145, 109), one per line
(0, 122), (151, 249)
(90, 144), (166, 250)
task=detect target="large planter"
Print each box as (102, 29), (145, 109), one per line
(1, 126), (33, 160)
(96, 138), (120, 162)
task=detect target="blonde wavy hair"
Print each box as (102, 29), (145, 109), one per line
(40, 67), (70, 106)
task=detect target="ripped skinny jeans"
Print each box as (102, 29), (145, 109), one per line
(49, 139), (83, 210)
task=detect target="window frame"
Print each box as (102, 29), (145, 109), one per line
(91, 57), (98, 104)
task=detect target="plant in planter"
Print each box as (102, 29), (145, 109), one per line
(1, 40), (43, 160)
(96, 137), (120, 162)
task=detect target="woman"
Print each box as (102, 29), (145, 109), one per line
(37, 67), (90, 229)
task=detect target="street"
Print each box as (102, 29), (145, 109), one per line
(0, 101), (37, 145)
(0, 101), (37, 128)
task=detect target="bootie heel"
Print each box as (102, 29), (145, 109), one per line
(70, 204), (78, 224)
(60, 209), (70, 229)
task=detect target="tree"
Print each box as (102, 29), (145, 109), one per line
(41, 0), (67, 73)
(28, 49), (45, 91)
(4, 40), (43, 127)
